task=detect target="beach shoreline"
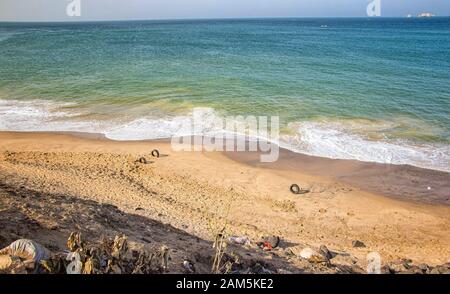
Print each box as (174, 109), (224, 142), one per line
(5, 130), (449, 205)
(1, 130), (449, 271)
(225, 145), (450, 206)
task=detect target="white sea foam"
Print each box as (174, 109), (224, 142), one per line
(0, 99), (103, 133)
(0, 99), (449, 172)
(281, 121), (450, 172)
(105, 116), (194, 140)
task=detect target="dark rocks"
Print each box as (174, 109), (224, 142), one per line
(429, 265), (450, 274)
(330, 254), (356, 267)
(336, 264), (366, 274)
(264, 236), (280, 248)
(400, 266), (425, 274)
(352, 240), (366, 248)
(417, 263), (429, 272)
(231, 260), (277, 274)
(182, 260), (195, 273)
(387, 259), (409, 273)
(328, 253), (365, 274)
(249, 262), (276, 274)
(383, 259), (450, 274)
(381, 265), (394, 274)
(319, 245), (333, 260)
(49, 224), (59, 231)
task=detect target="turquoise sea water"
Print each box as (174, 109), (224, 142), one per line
(0, 18), (449, 171)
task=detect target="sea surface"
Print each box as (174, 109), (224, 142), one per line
(0, 18), (449, 171)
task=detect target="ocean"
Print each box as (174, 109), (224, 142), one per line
(0, 18), (449, 171)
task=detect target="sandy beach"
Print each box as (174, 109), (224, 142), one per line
(0, 131), (449, 273)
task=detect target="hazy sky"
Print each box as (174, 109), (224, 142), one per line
(1, 0), (449, 22)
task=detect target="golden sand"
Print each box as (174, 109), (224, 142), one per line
(0, 131), (449, 268)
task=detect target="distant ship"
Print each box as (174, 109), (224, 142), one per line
(406, 14), (413, 18)
(417, 12), (435, 18)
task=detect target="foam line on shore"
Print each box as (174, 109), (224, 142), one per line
(0, 99), (449, 172)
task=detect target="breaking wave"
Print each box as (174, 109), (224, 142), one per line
(0, 99), (449, 172)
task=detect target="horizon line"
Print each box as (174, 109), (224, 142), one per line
(1, 15), (450, 24)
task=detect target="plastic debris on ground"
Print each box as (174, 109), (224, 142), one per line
(0, 232), (172, 274)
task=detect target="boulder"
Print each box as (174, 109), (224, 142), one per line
(399, 266), (425, 274)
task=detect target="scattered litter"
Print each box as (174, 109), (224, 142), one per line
(261, 242), (273, 251)
(40, 254), (67, 274)
(229, 236), (251, 246)
(0, 254), (26, 274)
(151, 149), (160, 158)
(111, 234), (128, 259)
(299, 247), (328, 263)
(0, 239), (51, 265)
(257, 236), (280, 251)
(67, 232), (83, 252)
(160, 245), (170, 272)
(0, 239), (51, 273)
(264, 236), (280, 248)
(41, 232), (171, 274)
(106, 259), (122, 274)
(290, 184), (309, 195)
(299, 248), (314, 259)
(138, 157), (148, 164)
(0, 255), (13, 270)
(290, 184), (300, 194)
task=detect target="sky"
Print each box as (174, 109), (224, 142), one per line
(0, 0), (449, 22)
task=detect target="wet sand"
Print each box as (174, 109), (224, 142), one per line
(225, 147), (450, 206)
(0, 131), (449, 269)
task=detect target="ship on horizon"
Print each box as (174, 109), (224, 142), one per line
(417, 12), (435, 18)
